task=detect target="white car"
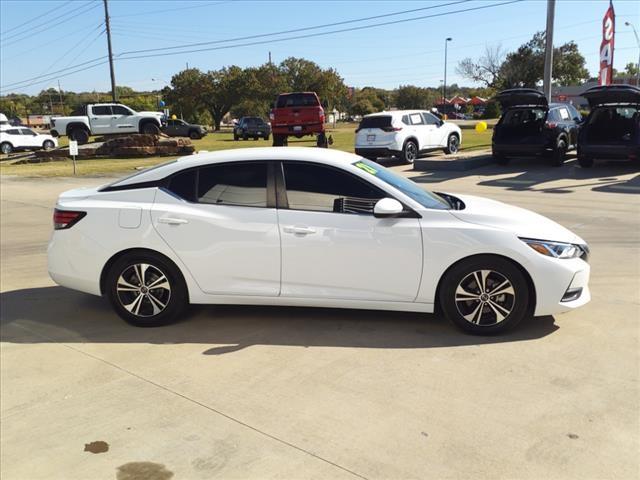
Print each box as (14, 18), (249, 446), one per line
(0, 127), (58, 154)
(355, 110), (462, 164)
(48, 148), (590, 334)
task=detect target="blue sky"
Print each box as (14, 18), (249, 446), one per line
(1, 0), (639, 95)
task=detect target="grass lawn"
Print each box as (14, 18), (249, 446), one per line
(0, 122), (493, 177)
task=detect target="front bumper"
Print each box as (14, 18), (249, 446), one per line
(531, 256), (591, 316)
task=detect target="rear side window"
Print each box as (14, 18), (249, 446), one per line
(198, 162), (267, 207)
(276, 93), (319, 108)
(167, 169), (197, 202)
(6, 128), (21, 135)
(359, 116), (392, 130)
(502, 108), (546, 125)
(92, 106), (111, 115)
(283, 162), (383, 214)
(409, 113), (424, 125)
(558, 108), (570, 120)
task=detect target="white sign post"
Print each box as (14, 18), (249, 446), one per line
(69, 140), (78, 175)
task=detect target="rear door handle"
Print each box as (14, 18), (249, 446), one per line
(283, 225), (316, 235)
(158, 217), (188, 225)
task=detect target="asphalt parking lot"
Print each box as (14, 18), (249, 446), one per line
(1, 159), (639, 479)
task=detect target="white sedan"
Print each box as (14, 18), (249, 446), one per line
(47, 148), (590, 334)
(0, 127), (58, 154)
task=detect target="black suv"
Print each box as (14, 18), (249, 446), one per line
(233, 117), (271, 141)
(492, 88), (582, 166)
(162, 118), (207, 139)
(577, 85), (640, 168)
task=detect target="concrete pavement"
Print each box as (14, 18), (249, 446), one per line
(1, 159), (639, 479)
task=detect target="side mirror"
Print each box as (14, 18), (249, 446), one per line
(374, 198), (404, 218)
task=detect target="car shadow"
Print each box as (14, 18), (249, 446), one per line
(0, 286), (558, 354)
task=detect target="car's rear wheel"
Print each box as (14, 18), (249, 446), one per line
(273, 134), (287, 147)
(106, 252), (187, 327)
(317, 132), (328, 148)
(43, 140), (55, 150)
(189, 130), (201, 140)
(233, 132), (239, 141)
(1, 142), (13, 154)
(70, 127), (89, 144)
(578, 154), (594, 168)
(264, 134), (270, 141)
(439, 256), (530, 335)
(552, 138), (567, 167)
(401, 139), (418, 164)
(444, 134), (459, 154)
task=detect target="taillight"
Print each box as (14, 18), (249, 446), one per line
(269, 111), (275, 121)
(545, 122), (557, 129)
(382, 126), (403, 132)
(53, 209), (86, 230)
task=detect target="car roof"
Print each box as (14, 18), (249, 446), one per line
(363, 110), (427, 118)
(108, 147), (363, 187)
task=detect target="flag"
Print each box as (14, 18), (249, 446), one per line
(599, 1), (615, 85)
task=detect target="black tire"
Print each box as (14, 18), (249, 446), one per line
(189, 130), (201, 140)
(70, 127), (89, 145)
(552, 138), (567, 167)
(401, 139), (418, 164)
(253, 136), (259, 141)
(141, 122), (160, 135)
(493, 152), (509, 165)
(439, 255), (530, 335)
(444, 133), (460, 154)
(264, 134), (270, 141)
(233, 133), (239, 141)
(1, 142), (13, 154)
(273, 134), (287, 147)
(242, 134), (248, 141)
(106, 252), (188, 327)
(578, 154), (594, 168)
(42, 140), (55, 150)
(316, 132), (328, 148)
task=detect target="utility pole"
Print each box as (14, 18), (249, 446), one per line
(625, 21), (640, 86)
(543, 0), (555, 102)
(268, 51), (272, 64)
(103, 0), (117, 102)
(57, 80), (65, 114)
(443, 37), (452, 117)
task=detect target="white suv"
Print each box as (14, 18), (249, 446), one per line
(355, 110), (462, 164)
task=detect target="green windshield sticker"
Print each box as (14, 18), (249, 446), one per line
(355, 162), (378, 175)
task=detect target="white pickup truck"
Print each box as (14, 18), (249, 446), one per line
(50, 103), (165, 144)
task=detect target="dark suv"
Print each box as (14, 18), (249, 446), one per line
(492, 88), (582, 166)
(233, 117), (271, 141)
(577, 85), (640, 167)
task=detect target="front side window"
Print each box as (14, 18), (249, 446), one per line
(20, 128), (36, 135)
(422, 112), (440, 125)
(283, 162), (383, 214)
(111, 105), (132, 115)
(198, 162), (267, 207)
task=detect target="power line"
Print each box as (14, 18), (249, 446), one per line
(110, 0), (230, 18)
(118, 0), (471, 56)
(1, 56), (108, 90)
(0, 60), (109, 93)
(116, 0), (522, 61)
(39, 24), (105, 79)
(0, 0), (74, 36)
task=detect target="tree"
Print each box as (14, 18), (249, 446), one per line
(164, 68), (209, 123)
(347, 87), (386, 116)
(457, 45), (507, 88)
(202, 66), (246, 130)
(395, 85), (435, 109)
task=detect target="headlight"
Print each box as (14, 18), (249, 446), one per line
(520, 238), (586, 259)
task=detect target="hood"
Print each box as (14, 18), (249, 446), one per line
(582, 84), (640, 108)
(138, 111), (165, 118)
(495, 88), (548, 109)
(449, 194), (583, 244)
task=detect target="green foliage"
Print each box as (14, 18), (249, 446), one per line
(482, 100), (500, 119)
(395, 85), (436, 110)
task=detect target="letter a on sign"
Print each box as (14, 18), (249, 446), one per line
(599, 1), (615, 85)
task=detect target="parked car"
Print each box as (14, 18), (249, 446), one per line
(50, 103), (165, 144)
(269, 92), (327, 147)
(492, 88), (582, 166)
(48, 147), (590, 335)
(162, 118), (207, 139)
(233, 117), (271, 141)
(354, 110), (462, 164)
(0, 127), (58, 154)
(577, 84), (640, 168)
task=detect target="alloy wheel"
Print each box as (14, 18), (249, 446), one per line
(116, 263), (171, 317)
(405, 142), (417, 162)
(448, 135), (459, 154)
(454, 269), (515, 326)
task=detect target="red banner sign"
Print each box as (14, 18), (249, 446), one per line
(599, 2), (615, 85)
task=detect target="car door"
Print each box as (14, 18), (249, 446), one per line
(89, 105), (113, 134)
(422, 112), (447, 147)
(19, 128), (39, 147)
(111, 105), (137, 133)
(277, 161), (423, 302)
(150, 161), (281, 296)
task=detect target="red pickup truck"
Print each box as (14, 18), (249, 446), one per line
(269, 92), (328, 147)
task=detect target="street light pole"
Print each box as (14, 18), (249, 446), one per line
(543, 0), (556, 102)
(625, 21), (640, 86)
(443, 37), (452, 117)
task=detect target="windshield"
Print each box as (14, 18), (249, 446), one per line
(352, 159), (449, 210)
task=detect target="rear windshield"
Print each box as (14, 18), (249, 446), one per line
(358, 116), (392, 129)
(276, 93), (319, 108)
(501, 108), (546, 125)
(245, 118), (264, 125)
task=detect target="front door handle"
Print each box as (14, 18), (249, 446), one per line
(158, 217), (188, 225)
(283, 225), (316, 235)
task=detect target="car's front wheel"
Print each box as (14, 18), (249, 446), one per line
(439, 256), (530, 335)
(43, 140), (55, 150)
(106, 252), (187, 327)
(444, 134), (459, 154)
(1, 142), (13, 154)
(578, 154), (594, 168)
(552, 137), (567, 167)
